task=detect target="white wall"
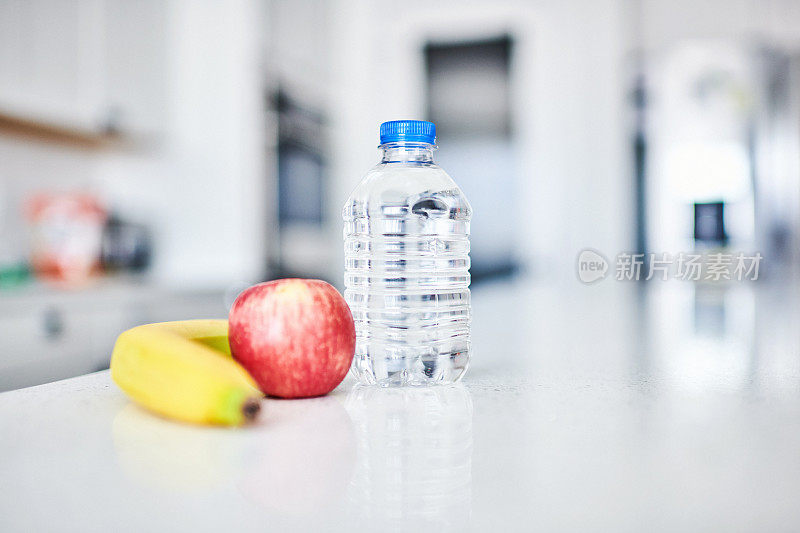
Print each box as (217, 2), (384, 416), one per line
(149, 0), (268, 288)
(639, 0), (800, 52)
(100, 0), (269, 289)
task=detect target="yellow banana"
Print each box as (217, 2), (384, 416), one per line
(110, 320), (263, 426)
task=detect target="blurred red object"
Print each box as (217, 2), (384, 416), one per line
(26, 193), (107, 286)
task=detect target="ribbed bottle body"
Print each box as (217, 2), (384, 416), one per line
(343, 162), (472, 386)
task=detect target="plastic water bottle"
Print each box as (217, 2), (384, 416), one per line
(343, 120), (472, 385)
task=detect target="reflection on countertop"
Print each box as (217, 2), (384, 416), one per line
(345, 385), (472, 531)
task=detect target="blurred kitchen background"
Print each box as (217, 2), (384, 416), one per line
(2, 0), (800, 391)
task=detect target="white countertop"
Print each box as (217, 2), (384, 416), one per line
(2, 278), (800, 532)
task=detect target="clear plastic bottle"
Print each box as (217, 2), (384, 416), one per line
(343, 120), (472, 386)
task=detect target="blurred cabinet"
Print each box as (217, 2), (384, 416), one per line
(0, 0), (165, 135)
(0, 0), (104, 130)
(0, 305), (126, 392)
(0, 283), (228, 392)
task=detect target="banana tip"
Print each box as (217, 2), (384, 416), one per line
(242, 397), (261, 422)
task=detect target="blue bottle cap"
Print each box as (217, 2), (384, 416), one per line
(379, 120), (436, 144)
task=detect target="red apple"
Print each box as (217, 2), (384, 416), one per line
(228, 278), (355, 398)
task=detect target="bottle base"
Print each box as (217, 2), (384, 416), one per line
(350, 352), (470, 387)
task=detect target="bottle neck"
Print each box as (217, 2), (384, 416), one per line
(379, 142), (435, 163)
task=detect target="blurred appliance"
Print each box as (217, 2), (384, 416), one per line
(100, 214), (152, 273)
(425, 36), (518, 282)
(270, 88), (329, 278)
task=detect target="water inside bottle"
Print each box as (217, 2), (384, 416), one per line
(344, 159), (472, 386)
